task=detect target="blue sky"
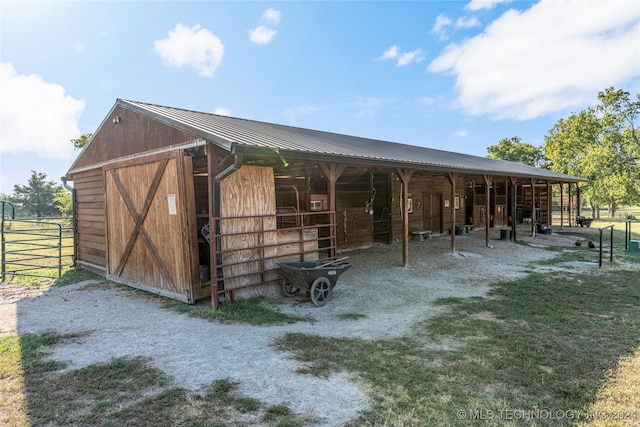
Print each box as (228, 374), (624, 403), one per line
(1, 0), (639, 195)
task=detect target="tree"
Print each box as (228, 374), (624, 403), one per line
(71, 133), (92, 150)
(545, 87), (640, 217)
(486, 137), (547, 167)
(597, 87), (640, 149)
(9, 171), (65, 217)
(54, 188), (73, 217)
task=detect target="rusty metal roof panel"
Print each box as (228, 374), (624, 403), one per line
(118, 99), (586, 181)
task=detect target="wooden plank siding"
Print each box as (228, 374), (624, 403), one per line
(390, 172), (466, 239)
(72, 105), (199, 170)
(219, 165), (280, 299)
(74, 169), (106, 270)
(104, 152), (198, 303)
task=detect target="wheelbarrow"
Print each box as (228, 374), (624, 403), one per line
(277, 258), (352, 306)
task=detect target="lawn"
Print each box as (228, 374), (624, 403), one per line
(276, 266), (640, 426)
(2, 220), (640, 426)
(1, 218), (74, 282)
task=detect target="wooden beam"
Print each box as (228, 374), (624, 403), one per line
(530, 178), (536, 235)
(206, 143), (220, 308)
(510, 177), (517, 242)
(447, 172), (458, 252)
(559, 183), (564, 228)
(319, 162), (347, 257)
(483, 175), (491, 247)
(569, 182), (573, 226)
(397, 168), (414, 266)
(546, 181), (552, 227)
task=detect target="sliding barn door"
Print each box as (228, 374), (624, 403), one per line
(104, 152), (199, 303)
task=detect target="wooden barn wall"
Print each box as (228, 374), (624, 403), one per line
(219, 165), (280, 299)
(74, 168), (106, 270)
(104, 152), (198, 303)
(390, 173), (466, 239)
(335, 173), (373, 251)
(73, 105), (199, 170)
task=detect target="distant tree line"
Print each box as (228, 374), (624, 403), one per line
(487, 87), (640, 216)
(1, 134), (91, 218)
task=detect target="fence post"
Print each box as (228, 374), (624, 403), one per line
(1, 219), (5, 282)
(610, 225), (614, 263)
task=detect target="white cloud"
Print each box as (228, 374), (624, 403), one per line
(431, 14), (452, 40)
(154, 23), (224, 77)
(284, 106), (318, 122)
(428, 0), (640, 120)
(453, 130), (468, 137)
(348, 97), (386, 117)
(456, 17), (481, 29)
(0, 62), (84, 158)
(249, 9), (281, 45)
(214, 107), (232, 116)
(397, 49), (425, 67)
(249, 25), (277, 45)
(377, 46), (425, 67)
(262, 9), (281, 25)
(379, 45), (400, 61)
(465, 0), (511, 11)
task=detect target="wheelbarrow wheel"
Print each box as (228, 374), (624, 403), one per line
(281, 278), (299, 297)
(310, 277), (332, 307)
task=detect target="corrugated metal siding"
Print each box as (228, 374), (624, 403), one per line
(115, 99), (585, 182)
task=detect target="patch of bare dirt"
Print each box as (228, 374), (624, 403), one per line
(0, 226), (602, 425)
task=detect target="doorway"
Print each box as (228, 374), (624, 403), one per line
(423, 193), (442, 233)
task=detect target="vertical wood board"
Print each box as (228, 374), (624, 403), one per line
(219, 166), (278, 298)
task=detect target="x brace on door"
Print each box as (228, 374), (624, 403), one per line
(109, 158), (175, 287)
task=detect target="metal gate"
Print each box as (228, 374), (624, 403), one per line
(1, 202), (74, 281)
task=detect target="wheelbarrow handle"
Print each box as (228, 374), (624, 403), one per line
(315, 256), (349, 268)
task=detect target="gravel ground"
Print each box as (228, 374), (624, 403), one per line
(0, 227), (595, 425)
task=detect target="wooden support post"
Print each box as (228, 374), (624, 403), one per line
(530, 178), (536, 235)
(546, 181), (552, 227)
(560, 183), (564, 228)
(319, 162), (347, 258)
(206, 144), (220, 308)
(510, 177), (517, 242)
(397, 168), (414, 266)
(448, 172), (458, 252)
(483, 175), (491, 247)
(568, 182), (573, 226)
(576, 183), (581, 217)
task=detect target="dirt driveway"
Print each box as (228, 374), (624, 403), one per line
(0, 227), (596, 425)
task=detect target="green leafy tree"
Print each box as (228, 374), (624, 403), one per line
(545, 88), (640, 217)
(71, 133), (92, 150)
(486, 137), (547, 167)
(597, 87), (640, 149)
(9, 171), (64, 217)
(54, 188), (73, 217)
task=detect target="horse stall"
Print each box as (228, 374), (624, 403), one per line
(66, 99), (587, 306)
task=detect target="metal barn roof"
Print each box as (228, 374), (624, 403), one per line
(106, 99), (587, 182)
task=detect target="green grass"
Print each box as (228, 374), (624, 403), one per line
(337, 313), (368, 321)
(1, 220), (74, 282)
(0, 333), (308, 426)
(149, 294), (311, 326)
(275, 268), (640, 426)
(538, 226), (640, 266)
(54, 267), (101, 286)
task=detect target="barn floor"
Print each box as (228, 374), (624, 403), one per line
(0, 225), (604, 426)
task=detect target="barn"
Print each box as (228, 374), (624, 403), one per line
(65, 99), (587, 307)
